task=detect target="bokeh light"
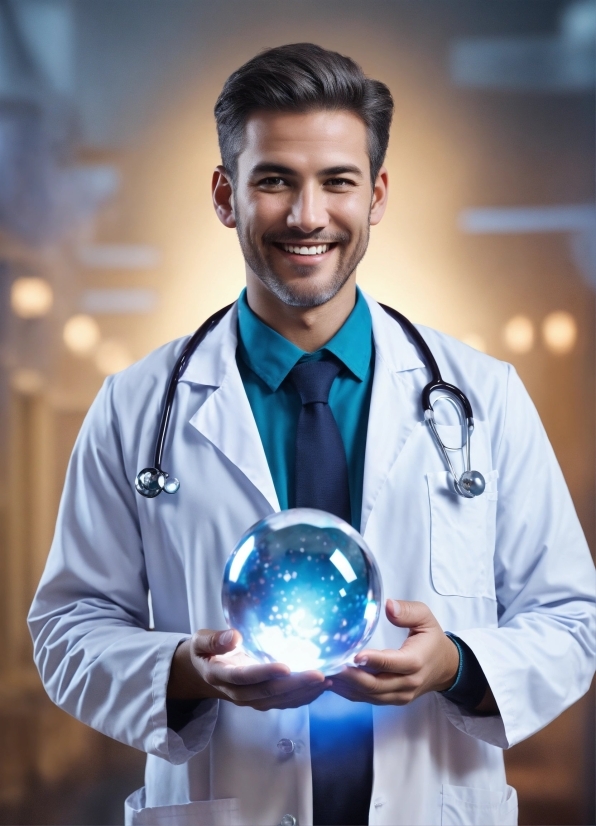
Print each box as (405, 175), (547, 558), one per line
(63, 314), (101, 356)
(10, 277), (53, 319)
(222, 509), (382, 674)
(503, 315), (535, 353)
(11, 368), (44, 394)
(542, 311), (578, 355)
(94, 339), (133, 375)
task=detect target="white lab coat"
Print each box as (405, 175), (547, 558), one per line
(29, 294), (595, 826)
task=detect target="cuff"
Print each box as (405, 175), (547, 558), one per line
(150, 634), (219, 764)
(440, 633), (489, 710)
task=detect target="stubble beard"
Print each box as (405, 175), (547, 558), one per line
(236, 218), (371, 308)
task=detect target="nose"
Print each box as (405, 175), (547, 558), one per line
(287, 182), (328, 233)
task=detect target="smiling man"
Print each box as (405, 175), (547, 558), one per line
(29, 44), (595, 826)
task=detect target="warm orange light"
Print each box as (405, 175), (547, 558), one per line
(95, 340), (133, 375)
(461, 333), (486, 353)
(541, 311), (577, 355)
(11, 277), (53, 319)
(63, 314), (101, 356)
(503, 315), (534, 353)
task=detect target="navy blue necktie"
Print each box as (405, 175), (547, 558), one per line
(290, 358), (373, 826)
(290, 358), (351, 522)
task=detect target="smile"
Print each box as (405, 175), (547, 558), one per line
(279, 243), (333, 256)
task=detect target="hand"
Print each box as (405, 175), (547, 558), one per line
(328, 600), (459, 705)
(168, 628), (329, 711)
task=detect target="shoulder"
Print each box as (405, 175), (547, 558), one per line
(365, 293), (512, 403)
(78, 337), (191, 447)
(414, 323), (511, 386)
(104, 336), (190, 409)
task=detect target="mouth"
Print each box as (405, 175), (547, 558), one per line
(272, 242), (338, 260)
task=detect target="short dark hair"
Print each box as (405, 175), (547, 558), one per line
(214, 43), (394, 185)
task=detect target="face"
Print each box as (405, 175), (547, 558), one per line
(213, 109), (388, 308)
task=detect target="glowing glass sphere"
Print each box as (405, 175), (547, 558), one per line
(222, 509), (382, 674)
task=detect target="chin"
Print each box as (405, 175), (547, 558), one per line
(265, 272), (349, 308)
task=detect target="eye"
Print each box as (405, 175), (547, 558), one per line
(257, 177), (288, 189)
(325, 177), (356, 189)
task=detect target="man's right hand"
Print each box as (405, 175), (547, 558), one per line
(167, 629), (329, 711)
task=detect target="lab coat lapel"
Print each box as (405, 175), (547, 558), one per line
(360, 295), (426, 535)
(183, 303), (280, 513)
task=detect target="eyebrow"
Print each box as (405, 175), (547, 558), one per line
(249, 163), (364, 178)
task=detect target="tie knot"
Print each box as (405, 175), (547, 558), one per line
(289, 359), (341, 405)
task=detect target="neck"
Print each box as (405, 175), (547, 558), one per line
(245, 272), (358, 352)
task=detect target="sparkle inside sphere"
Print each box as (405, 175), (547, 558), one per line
(222, 509), (383, 674)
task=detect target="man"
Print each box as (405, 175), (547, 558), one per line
(29, 44), (595, 826)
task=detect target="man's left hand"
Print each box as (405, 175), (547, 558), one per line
(328, 599), (460, 705)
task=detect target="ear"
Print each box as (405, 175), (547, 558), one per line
(212, 166), (236, 228)
(369, 166), (389, 226)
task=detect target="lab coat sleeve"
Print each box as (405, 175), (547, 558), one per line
(439, 365), (596, 748)
(27, 376), (218, 764)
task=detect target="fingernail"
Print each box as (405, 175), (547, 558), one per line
(388, 599), (401, 616)
(219, 629), (234, 646)
(356, 656), (368, 667)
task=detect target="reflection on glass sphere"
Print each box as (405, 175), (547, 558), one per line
(221, 509), (382, 674)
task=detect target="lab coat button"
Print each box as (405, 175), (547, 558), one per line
(280, 816), (296, 826)
(277, 738), (295, 754)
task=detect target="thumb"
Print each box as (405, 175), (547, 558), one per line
(386, 599), (437, 630)
(192, 628), (241, 656)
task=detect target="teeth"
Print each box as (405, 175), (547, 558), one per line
(283, 244), (329, 255)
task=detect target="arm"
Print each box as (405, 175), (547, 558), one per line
(29, 377), (327, 763)
(450, 366), (596, 746)
(330, 366), (595, 744)
(329, 599), (498, 713)
(28, 377), (204, 764)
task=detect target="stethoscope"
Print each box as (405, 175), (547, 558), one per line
(135, 303), (486, 500)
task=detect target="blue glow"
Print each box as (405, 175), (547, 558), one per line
(222, 509), (382, 674)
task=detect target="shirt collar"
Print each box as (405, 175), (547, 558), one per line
(237, 287), (372, 391)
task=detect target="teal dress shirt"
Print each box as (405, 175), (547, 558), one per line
(236, 288), (374, 531)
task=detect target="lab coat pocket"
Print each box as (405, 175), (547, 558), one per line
(439, 784), (518, 825)
(125, 787), (240, 826)
(427, 470), (498, 598)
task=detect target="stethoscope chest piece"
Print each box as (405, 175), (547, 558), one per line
(459, 470), (486, 498)
(135, 467), (180, 498)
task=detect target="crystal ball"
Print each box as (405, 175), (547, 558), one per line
(221, 508), (383, 674)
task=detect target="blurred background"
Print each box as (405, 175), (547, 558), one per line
(0, 0), (594, 823)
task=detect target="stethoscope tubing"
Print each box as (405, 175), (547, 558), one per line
(136, 301), (484, 499)
(153, 303), (234, 471)
(379, 304), (474, 423)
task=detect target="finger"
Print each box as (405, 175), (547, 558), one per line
(192, 628), (242, 656)
(331, 666), (418, 696)
(385, 600), (438, 631)
(208, 659), (293, 686)
(330, 679), (416, 706)
(248, 679), (332, 711)
(353, 648), (419, 675)
(226, 671), (326, 701)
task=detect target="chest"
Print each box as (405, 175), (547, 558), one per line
(136, 397), (499, 637)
